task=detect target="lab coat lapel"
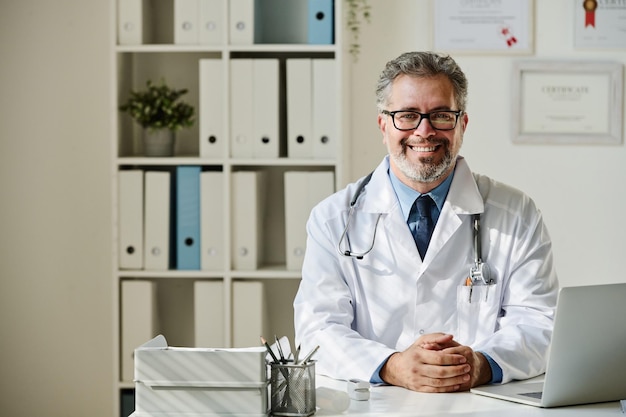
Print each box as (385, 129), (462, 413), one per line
(422, 157), (485, 267)
(358, 158), (424, 278)
(355, 156), (486, 274)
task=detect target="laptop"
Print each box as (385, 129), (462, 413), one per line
(470, 283), (626, 407)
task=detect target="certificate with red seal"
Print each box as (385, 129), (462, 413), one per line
(433, 0), (533, 54)
(575, 0), (626, 48)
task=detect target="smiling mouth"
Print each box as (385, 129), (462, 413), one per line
(409, 144), (439, 152)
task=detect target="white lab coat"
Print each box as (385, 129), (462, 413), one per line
(293, 156), (559, 384)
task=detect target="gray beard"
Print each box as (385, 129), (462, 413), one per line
(391, 146), (455, 183)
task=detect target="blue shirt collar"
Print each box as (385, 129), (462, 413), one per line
(388, 168), (454, 221)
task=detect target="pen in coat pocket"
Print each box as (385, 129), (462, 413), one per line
(465, 276), (473, 303)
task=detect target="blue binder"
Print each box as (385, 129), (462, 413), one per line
(307, 0), (334, 45)
(176, 166), (201, 270)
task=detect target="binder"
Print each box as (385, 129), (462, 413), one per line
(252, 59), (280, 158)
(307, 0), (334, 45)
(176, 166), (201, 270)
(255, 0), (308, 44)
(284, 171), (335, 270)
(200, 171), (224, 270)
(194, 280), (225, 347)
(312, 59), (337, 159)
(121, 280), (157, 382)
(231, 171), (266, 270)
(232, 280), (269, 348)
(118, 170), (144, 270)
(120, 389), (135, 417)
(143, 171), (171, 271)
(117, 0), (152, 45)
(229, 0), (254, 45)
(175, 0), (223, 45)
(287, 58), (313, 158)
(199, 59), (224, 158)
(199, 0), (223, 45)
(230, 59), (254, 158)
(174, 0), (199, 44)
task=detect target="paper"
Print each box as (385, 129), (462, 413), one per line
(574, 0), (626, 48)
(434, 0), (532, 53)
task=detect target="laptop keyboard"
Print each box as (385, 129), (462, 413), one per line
(520, 391), (543, 399)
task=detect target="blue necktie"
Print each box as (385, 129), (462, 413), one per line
(410, 195), (435, 259)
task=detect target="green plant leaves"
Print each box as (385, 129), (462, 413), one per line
(119, 79), (195, 131)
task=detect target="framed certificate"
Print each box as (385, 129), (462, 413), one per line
(433, 0), (533, 54)
(512, 61), (624, 145)
(574, 0), (626, 48)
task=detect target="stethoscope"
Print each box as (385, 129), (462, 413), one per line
(336, 172), (494, 285)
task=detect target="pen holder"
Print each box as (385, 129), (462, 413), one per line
(269, 361), (316, 417)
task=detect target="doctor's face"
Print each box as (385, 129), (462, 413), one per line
(378, 74), (468, 192)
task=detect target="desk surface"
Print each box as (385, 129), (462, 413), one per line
(315, 376), (622, 417)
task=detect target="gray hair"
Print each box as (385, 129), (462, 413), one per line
(375, 51), (468, 112)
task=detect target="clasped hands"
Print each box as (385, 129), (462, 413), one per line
(379, 333), (492, 393)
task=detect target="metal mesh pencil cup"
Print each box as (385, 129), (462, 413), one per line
(269, 361), (316, 417)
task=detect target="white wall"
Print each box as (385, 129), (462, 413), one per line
(0, 1), (112, 416)
(348, 0), (626, 289)
(0, 1), (624, 416)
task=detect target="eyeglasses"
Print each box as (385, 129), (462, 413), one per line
(381, 109), (463, 131)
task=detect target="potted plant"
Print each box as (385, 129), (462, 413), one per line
(119, 79), (195, 157)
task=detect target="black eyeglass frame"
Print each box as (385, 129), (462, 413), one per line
(381, 109), (464, 131)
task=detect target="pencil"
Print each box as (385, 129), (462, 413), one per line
(260, 336), (280, 364)
(299, 345), (319, 364)
(261, 336), (289, 379)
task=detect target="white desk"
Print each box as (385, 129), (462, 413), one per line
(315, 376), (622, 416)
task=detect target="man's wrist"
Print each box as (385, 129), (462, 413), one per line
(379, 352), (399, 386)
(477, 351), (503, 384)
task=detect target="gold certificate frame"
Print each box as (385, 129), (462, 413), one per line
(512, 60), (624, 145)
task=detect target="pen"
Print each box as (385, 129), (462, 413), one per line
(275, 335), (286, 363)
(465, 276), (473, 303)
(299, 345), (319, 364)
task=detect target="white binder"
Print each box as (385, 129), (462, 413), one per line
(312, 59), (337, 159)
(175, 0), (223, 44)
(199, 0), (223, 45)
(199, 59), (224, 158)
(231, 171), (266, 270)
(229, 0), (254, 45)
(174, 0), (198, 44)
(121, 280), (157, 382)
(143, 171), (171, 271)
(287, 58), (313, 158)
(232, 280), (269, 348)
(117, 0), (151, 45)
(200, 171), (224, 270)
(118, 170), (144, 269)
(284, 171), (335, 270)
(252, 59), (280, 158)
(230, 59), (254, 158)
(193, 280), (225, 347)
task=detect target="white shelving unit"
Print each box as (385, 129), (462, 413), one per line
(110, 0), (347, 415)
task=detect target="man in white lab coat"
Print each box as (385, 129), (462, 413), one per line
(293, 51), (559, 392)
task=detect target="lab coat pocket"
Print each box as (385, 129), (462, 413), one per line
(456, 285), (499, 345)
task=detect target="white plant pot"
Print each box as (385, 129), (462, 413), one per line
(143, 129), (175, 157)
